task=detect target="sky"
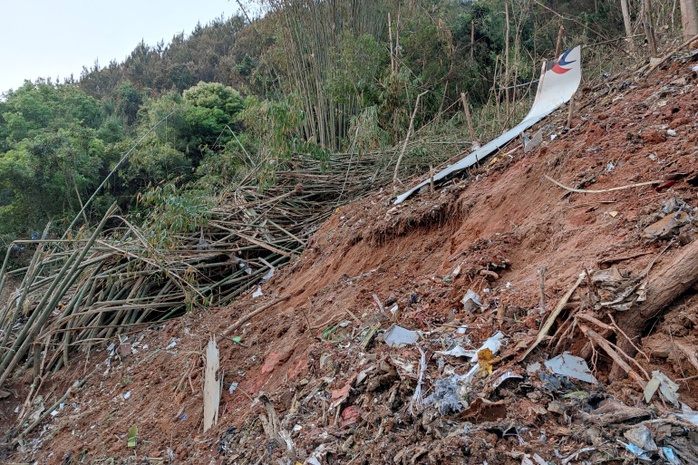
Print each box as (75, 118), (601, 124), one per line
(0, 0), (258, 95)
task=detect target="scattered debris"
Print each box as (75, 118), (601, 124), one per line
(642, 210), (691, 240)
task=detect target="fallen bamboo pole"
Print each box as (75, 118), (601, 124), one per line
(223, 294), (292, 336)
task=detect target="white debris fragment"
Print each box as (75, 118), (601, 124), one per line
(384, 325), (419, 347)
(648, 370), (680, 406)
(252, 286), (264, 298)
(624, 424), (657, 452)
(260, 258), (275, 281)
(679, 403), (698, 426)
(123, 391), (131, 400)
(461, 289), (483, 312)
(544, 352), (598, 384)
(471, 331), (506, 363)
(438, 345), (474, 358)
(526, 362), (542, 374)
(492, 371), (523, 389)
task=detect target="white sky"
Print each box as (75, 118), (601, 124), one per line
(0, 1), (258, 95)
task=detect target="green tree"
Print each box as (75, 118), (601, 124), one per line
(0, 81), (119, 236)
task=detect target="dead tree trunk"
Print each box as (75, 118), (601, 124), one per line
(620, 0), (635, 50)
(611, 239), (698, 379)
(680, 0), (698, 39)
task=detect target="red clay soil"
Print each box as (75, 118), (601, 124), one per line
(2, 49), (698, 464)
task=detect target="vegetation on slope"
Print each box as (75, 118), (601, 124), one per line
(0, 0), (685, 252)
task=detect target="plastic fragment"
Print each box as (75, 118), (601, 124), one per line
(526, 362), (542, 374)
(261, 261), (275, 280)
(123, 391), (131, 400)
(384, 325), (419, 347)
(521, 454), (548, 465)
(621, 440), (653, 461)
(252, 286), (263, 298)
(457, 332), (507, 384)
(544, 352), (598, 384)
(661, 446), (681, 465)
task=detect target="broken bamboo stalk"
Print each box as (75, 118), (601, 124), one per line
(393, 91), (428, 182)
(460, 92), (478, 147)
(223, 294), (291, 336)
(520, 273), (584, 361)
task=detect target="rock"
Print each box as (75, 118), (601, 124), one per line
(640, 129), (667, 144)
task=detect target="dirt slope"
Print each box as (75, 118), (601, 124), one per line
(3, 49), (698, 464)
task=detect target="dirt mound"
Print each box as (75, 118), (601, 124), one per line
(3, 51), (698, 464)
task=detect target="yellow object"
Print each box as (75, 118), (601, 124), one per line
(476, 348), (501, 378)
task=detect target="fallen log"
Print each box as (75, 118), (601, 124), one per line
(611, 239), (698, 380)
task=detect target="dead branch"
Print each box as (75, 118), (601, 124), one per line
(580, 325), (647, 389)
(520, 273), (584, 361)
(394, 91), (429, 182)
(545, 175), (661, 194)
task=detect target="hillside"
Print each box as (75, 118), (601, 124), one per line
(1, 42), (697, 464)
